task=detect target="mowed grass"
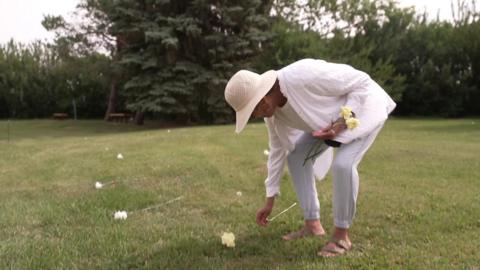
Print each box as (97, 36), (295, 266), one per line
(0, 119), (479, 269)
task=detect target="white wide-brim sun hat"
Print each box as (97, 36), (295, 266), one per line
(224, 69), (277, 133)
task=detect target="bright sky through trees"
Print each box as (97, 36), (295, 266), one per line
(0, 0), (477, 44)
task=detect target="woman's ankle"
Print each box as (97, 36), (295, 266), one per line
(305, 219), (325, 234)
(332, 227), (350, 242)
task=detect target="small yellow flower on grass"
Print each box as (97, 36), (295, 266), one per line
(221, 232), (235, 248)
(339, 106), (353, 120)
(117, 153), (124, 160)
(346, 117), (360, 130)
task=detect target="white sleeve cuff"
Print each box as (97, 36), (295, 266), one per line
(265, 184), (280, 198)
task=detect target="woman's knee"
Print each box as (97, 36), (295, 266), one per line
(287, 148), (306, 165)
(332, 158), (355, 175)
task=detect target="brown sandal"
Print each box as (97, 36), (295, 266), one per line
(282, 228), (325, 241)
(317, 238), (352, 257)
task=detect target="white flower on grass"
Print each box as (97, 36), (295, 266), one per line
(105, 147), (109, 151)
(263, 149), (269, 156)
(117, 153), (124, 160)
(167, 129), (171, 133)
(236, 191), (242, 196)
(114, 210), (128, 220)
(221, 232), (235, 248)
(95, 181), (104, 189)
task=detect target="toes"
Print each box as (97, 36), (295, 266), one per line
(282, 229), (305, 241)
(317, 251), (335, 257)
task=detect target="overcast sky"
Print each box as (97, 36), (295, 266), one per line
(0, 0), (476, 45)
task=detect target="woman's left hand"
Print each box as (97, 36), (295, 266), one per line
(312, 127), (336, 140)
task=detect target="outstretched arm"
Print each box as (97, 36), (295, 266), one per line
(264, 118), (287, 198)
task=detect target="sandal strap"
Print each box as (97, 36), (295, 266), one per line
(283, 228), (325, 241)
(283, 229), (306, 240)
(319, 239), (352, 256)
(321, 242), (347, 255)
(332, 239), (352, 251)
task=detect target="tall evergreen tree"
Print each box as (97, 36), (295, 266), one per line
(106, 0), (274, 124)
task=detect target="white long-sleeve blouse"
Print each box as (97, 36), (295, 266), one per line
(263, 59), (396, 197)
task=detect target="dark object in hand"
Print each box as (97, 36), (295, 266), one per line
(325, 140), (341, 148)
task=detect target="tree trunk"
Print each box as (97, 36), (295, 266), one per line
(105, 35), (124, 122)
(134, 111), (144, 125)
(104, 78), (117, 121)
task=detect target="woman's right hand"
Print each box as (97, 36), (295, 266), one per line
(256, 197), (275, 227)
(256, 205), (272, 226)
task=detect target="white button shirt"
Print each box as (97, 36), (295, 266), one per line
(264, 59), (396, 197)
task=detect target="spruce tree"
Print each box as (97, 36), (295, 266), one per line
(109, 0), (274, 124)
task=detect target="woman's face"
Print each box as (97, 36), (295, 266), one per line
(251, 97), (276, 119)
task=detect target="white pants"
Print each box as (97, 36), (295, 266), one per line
(287, 124), (384, 228)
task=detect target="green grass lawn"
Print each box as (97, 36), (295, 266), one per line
(0, 119), (479, 269)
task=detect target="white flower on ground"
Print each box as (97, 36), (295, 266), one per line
(167, 129), (171, 133)
(221, 232), (235, 248)
(117, 153), (124, 160)
(95, 181), (104, 189)
(236, 191), (242, 196)
(114, 211), (128, 220)
(263, 149), (269, 156)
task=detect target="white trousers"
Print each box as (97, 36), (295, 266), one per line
(287, 123), (384, 228)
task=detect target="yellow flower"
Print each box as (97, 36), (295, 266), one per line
(346, 117), (360, 130)
(221, 232), (235, 248)
(339, 106), (353, 120)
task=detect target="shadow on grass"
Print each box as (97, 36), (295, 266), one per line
(110, 230), (324, 269)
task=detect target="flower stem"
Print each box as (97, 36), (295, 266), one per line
(267, 202), (297, 222)
(303, 140), (328, 166)
(136, 196), (184, 213)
